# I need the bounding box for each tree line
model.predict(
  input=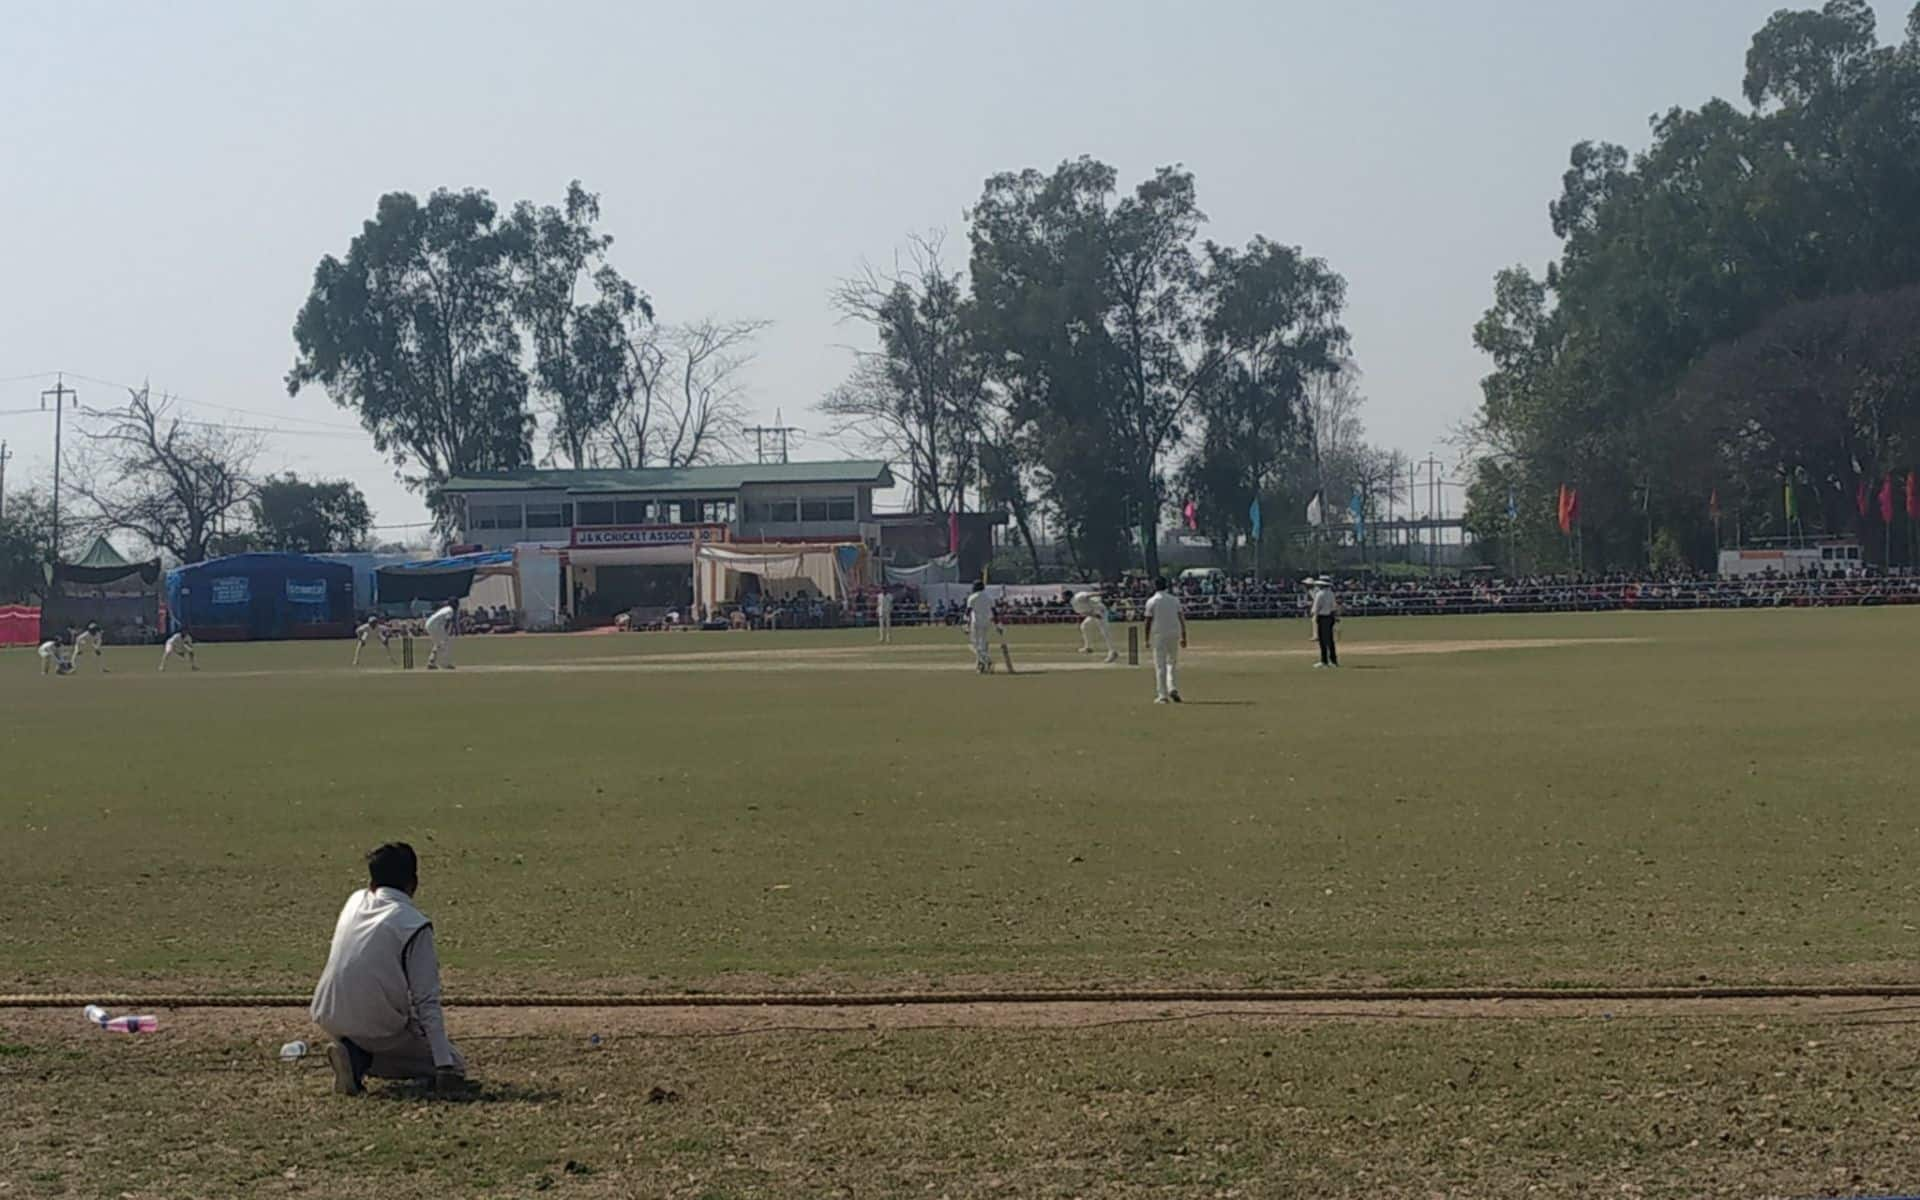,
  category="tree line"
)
[287,181,763,518]
[0,385,379,602]
[823,158,1380,579]
[1466,0,1920,571]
